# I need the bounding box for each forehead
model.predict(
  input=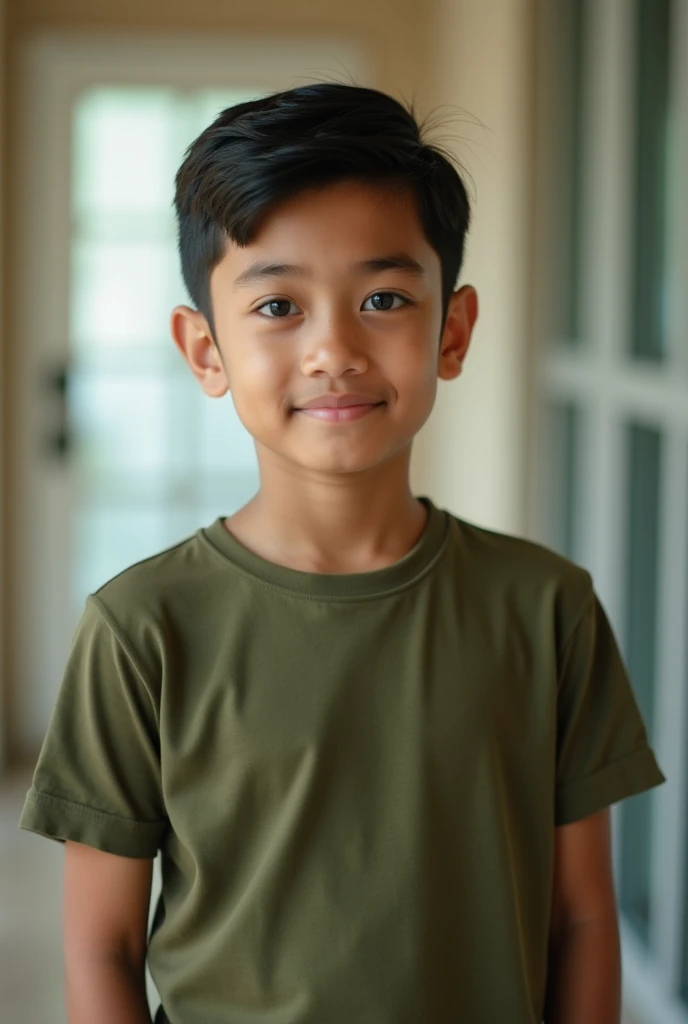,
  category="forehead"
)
[213,179,441,286]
